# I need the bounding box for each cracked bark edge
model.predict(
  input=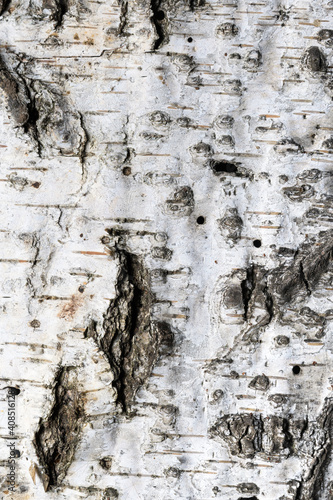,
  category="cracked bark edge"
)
[85,244,174,413]
[33,366,85,491]
[295,398,333,500]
